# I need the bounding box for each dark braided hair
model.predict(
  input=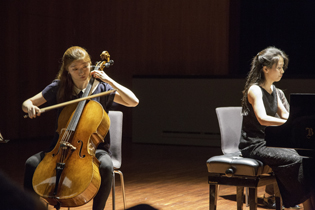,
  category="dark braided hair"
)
[241,46,289,115]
